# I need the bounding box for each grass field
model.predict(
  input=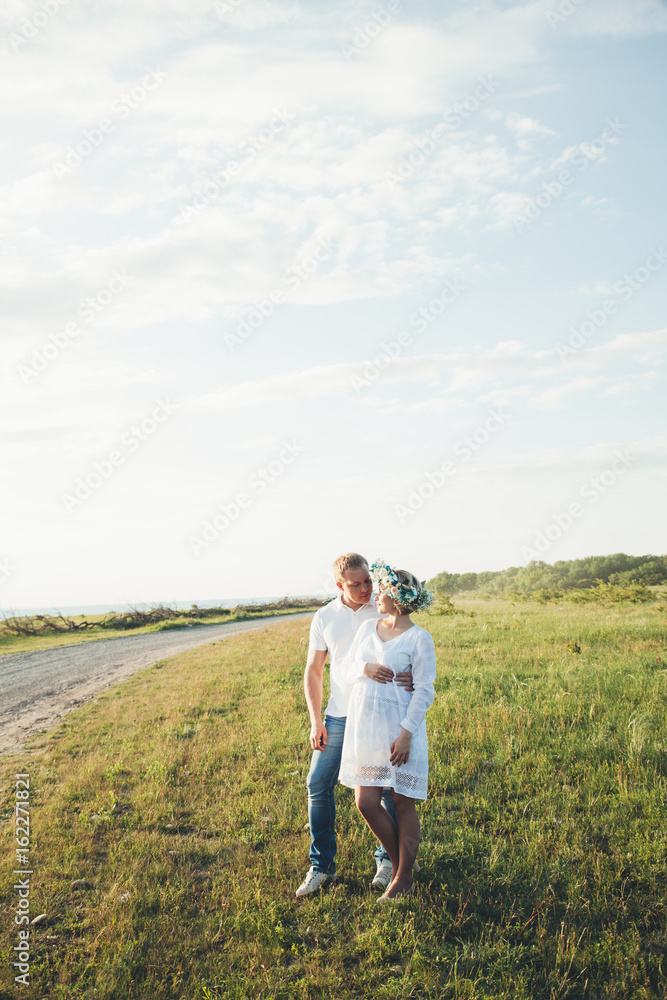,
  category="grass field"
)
[1,597,667,999]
